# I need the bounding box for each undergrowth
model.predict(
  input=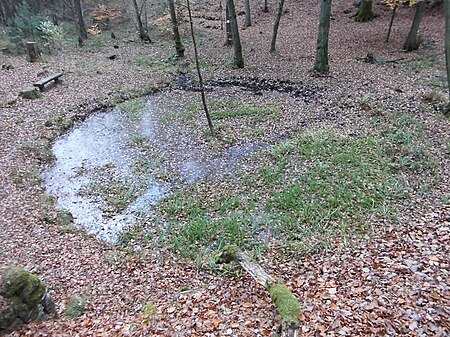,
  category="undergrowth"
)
[125,112,437,264]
